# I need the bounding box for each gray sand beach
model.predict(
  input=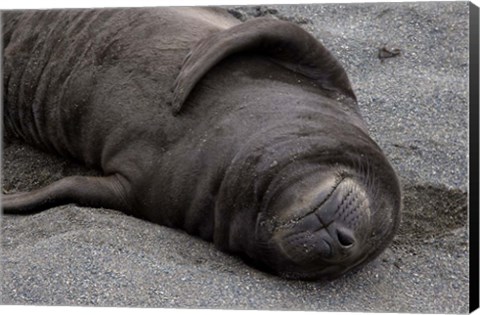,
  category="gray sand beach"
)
[1,2,471,313]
